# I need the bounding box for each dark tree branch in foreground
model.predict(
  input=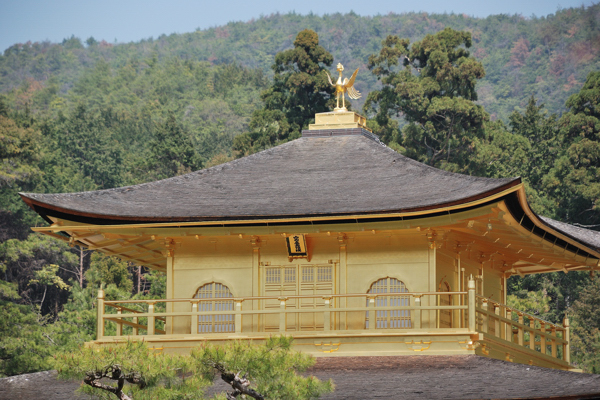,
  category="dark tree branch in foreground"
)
[83,364,146,400]
[210,362,265,400]
[56,338,333,400]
